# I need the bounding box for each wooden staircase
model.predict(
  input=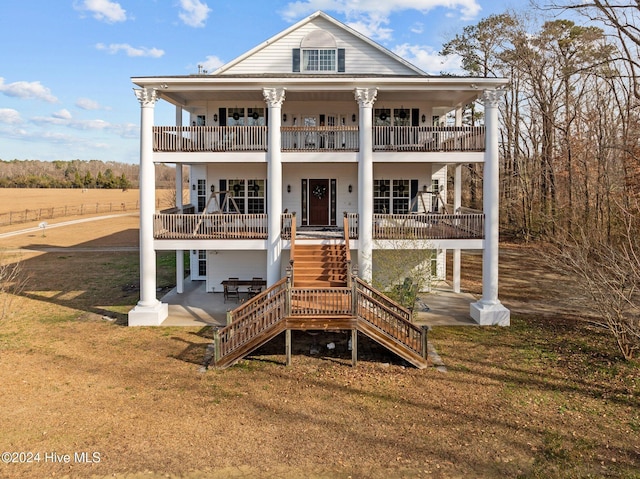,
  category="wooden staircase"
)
[211,215,429,370]
[293,243,349,287]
